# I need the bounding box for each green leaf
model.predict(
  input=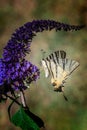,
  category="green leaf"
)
[11,107,40,130]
